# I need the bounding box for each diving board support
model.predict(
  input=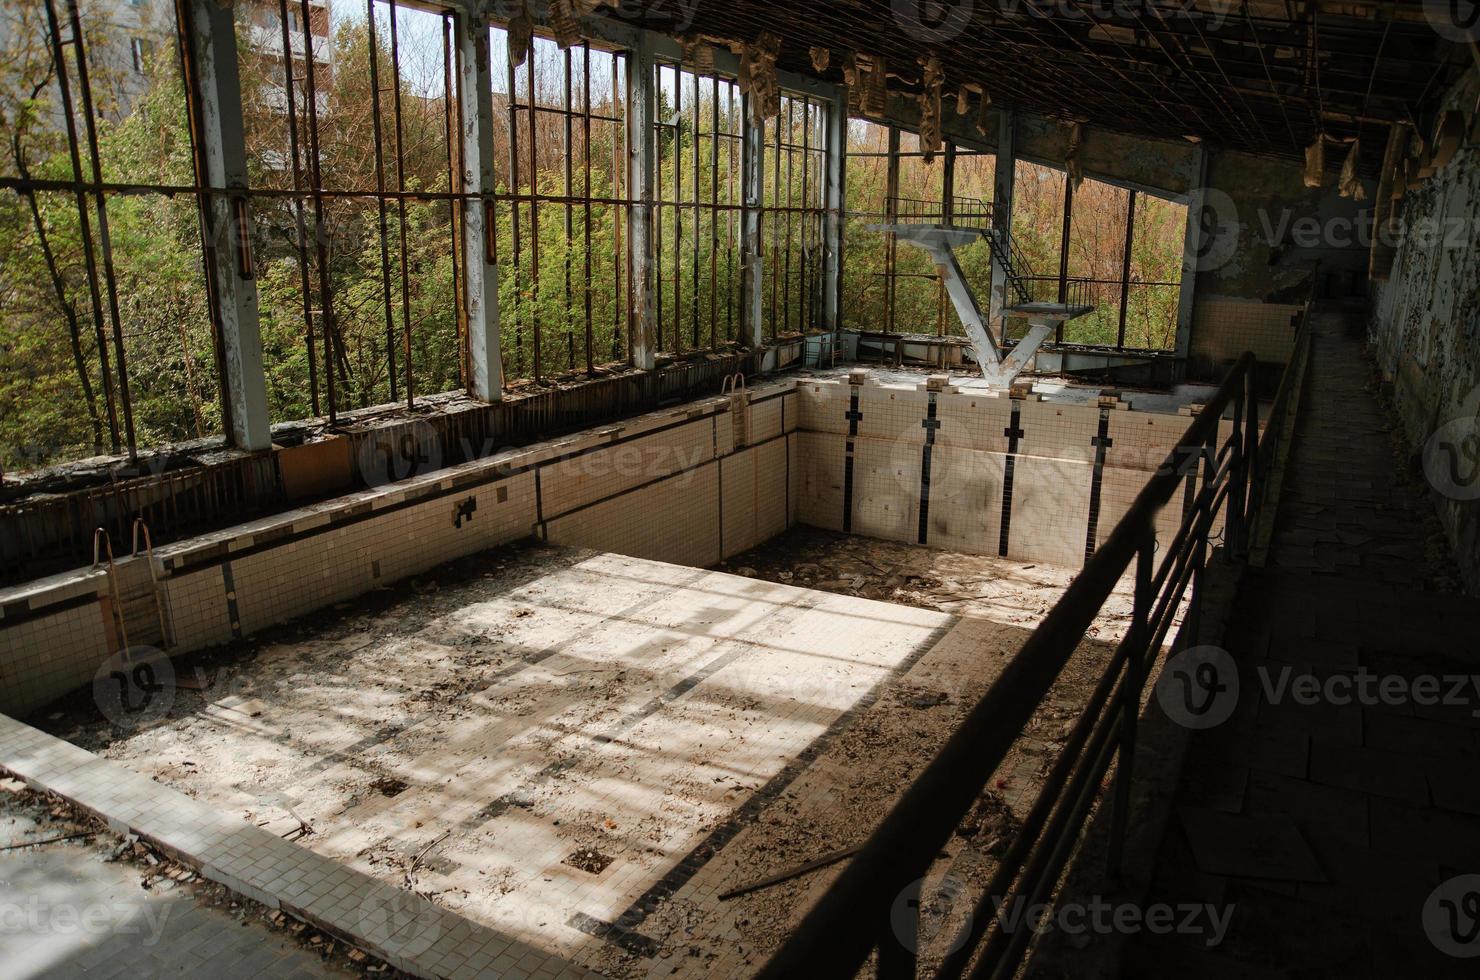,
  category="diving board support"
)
[990,320,1056,387]
[869,223,1059,389]
[869,223,1004,373]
